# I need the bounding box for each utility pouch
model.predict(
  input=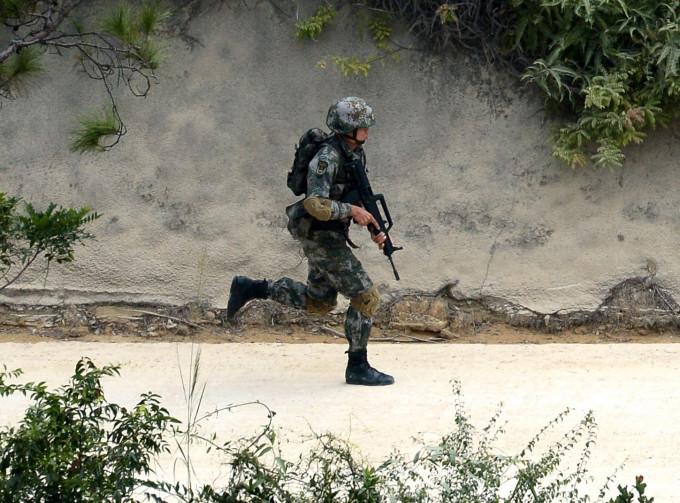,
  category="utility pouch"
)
[285,199,312,241]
